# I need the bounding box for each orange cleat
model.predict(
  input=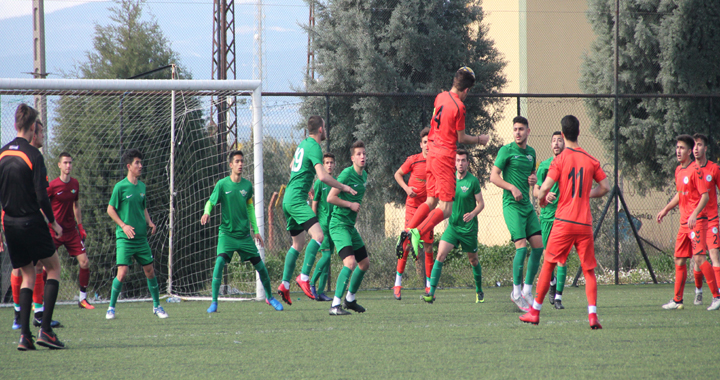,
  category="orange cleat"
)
[295,275,315,300]
[277,283,292,305]
[78,299,95,310]
[393,286,402,300]
[519,308,540,325]
[589,313,602,329]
